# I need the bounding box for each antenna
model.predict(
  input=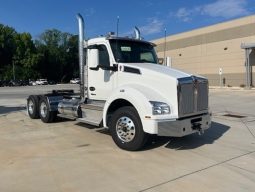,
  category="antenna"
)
[163,28,167,65]
[117,16,120,37]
